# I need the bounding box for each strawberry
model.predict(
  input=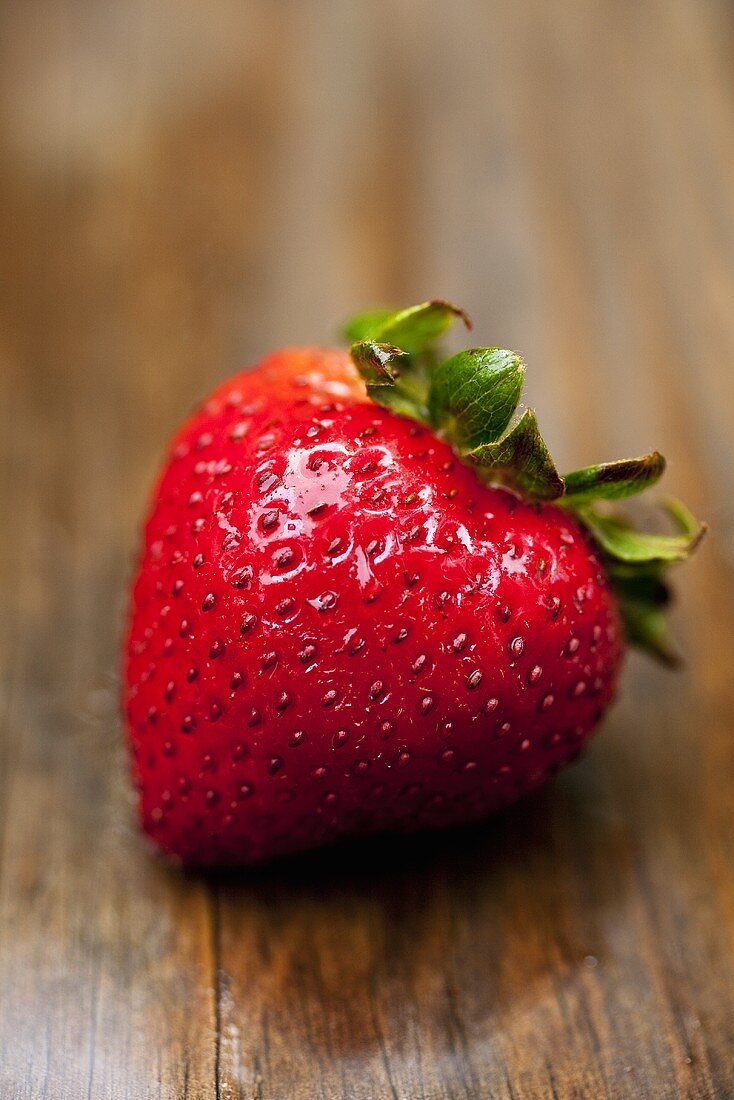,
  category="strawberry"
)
[123,301,704,866]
